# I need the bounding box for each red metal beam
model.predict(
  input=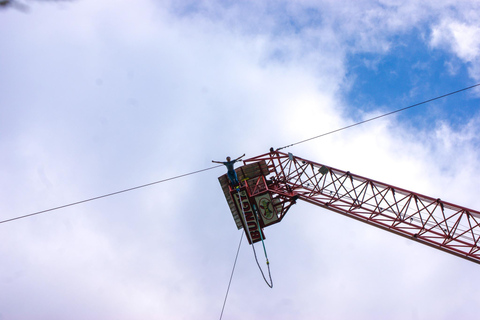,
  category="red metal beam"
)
[243,150,480,264]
